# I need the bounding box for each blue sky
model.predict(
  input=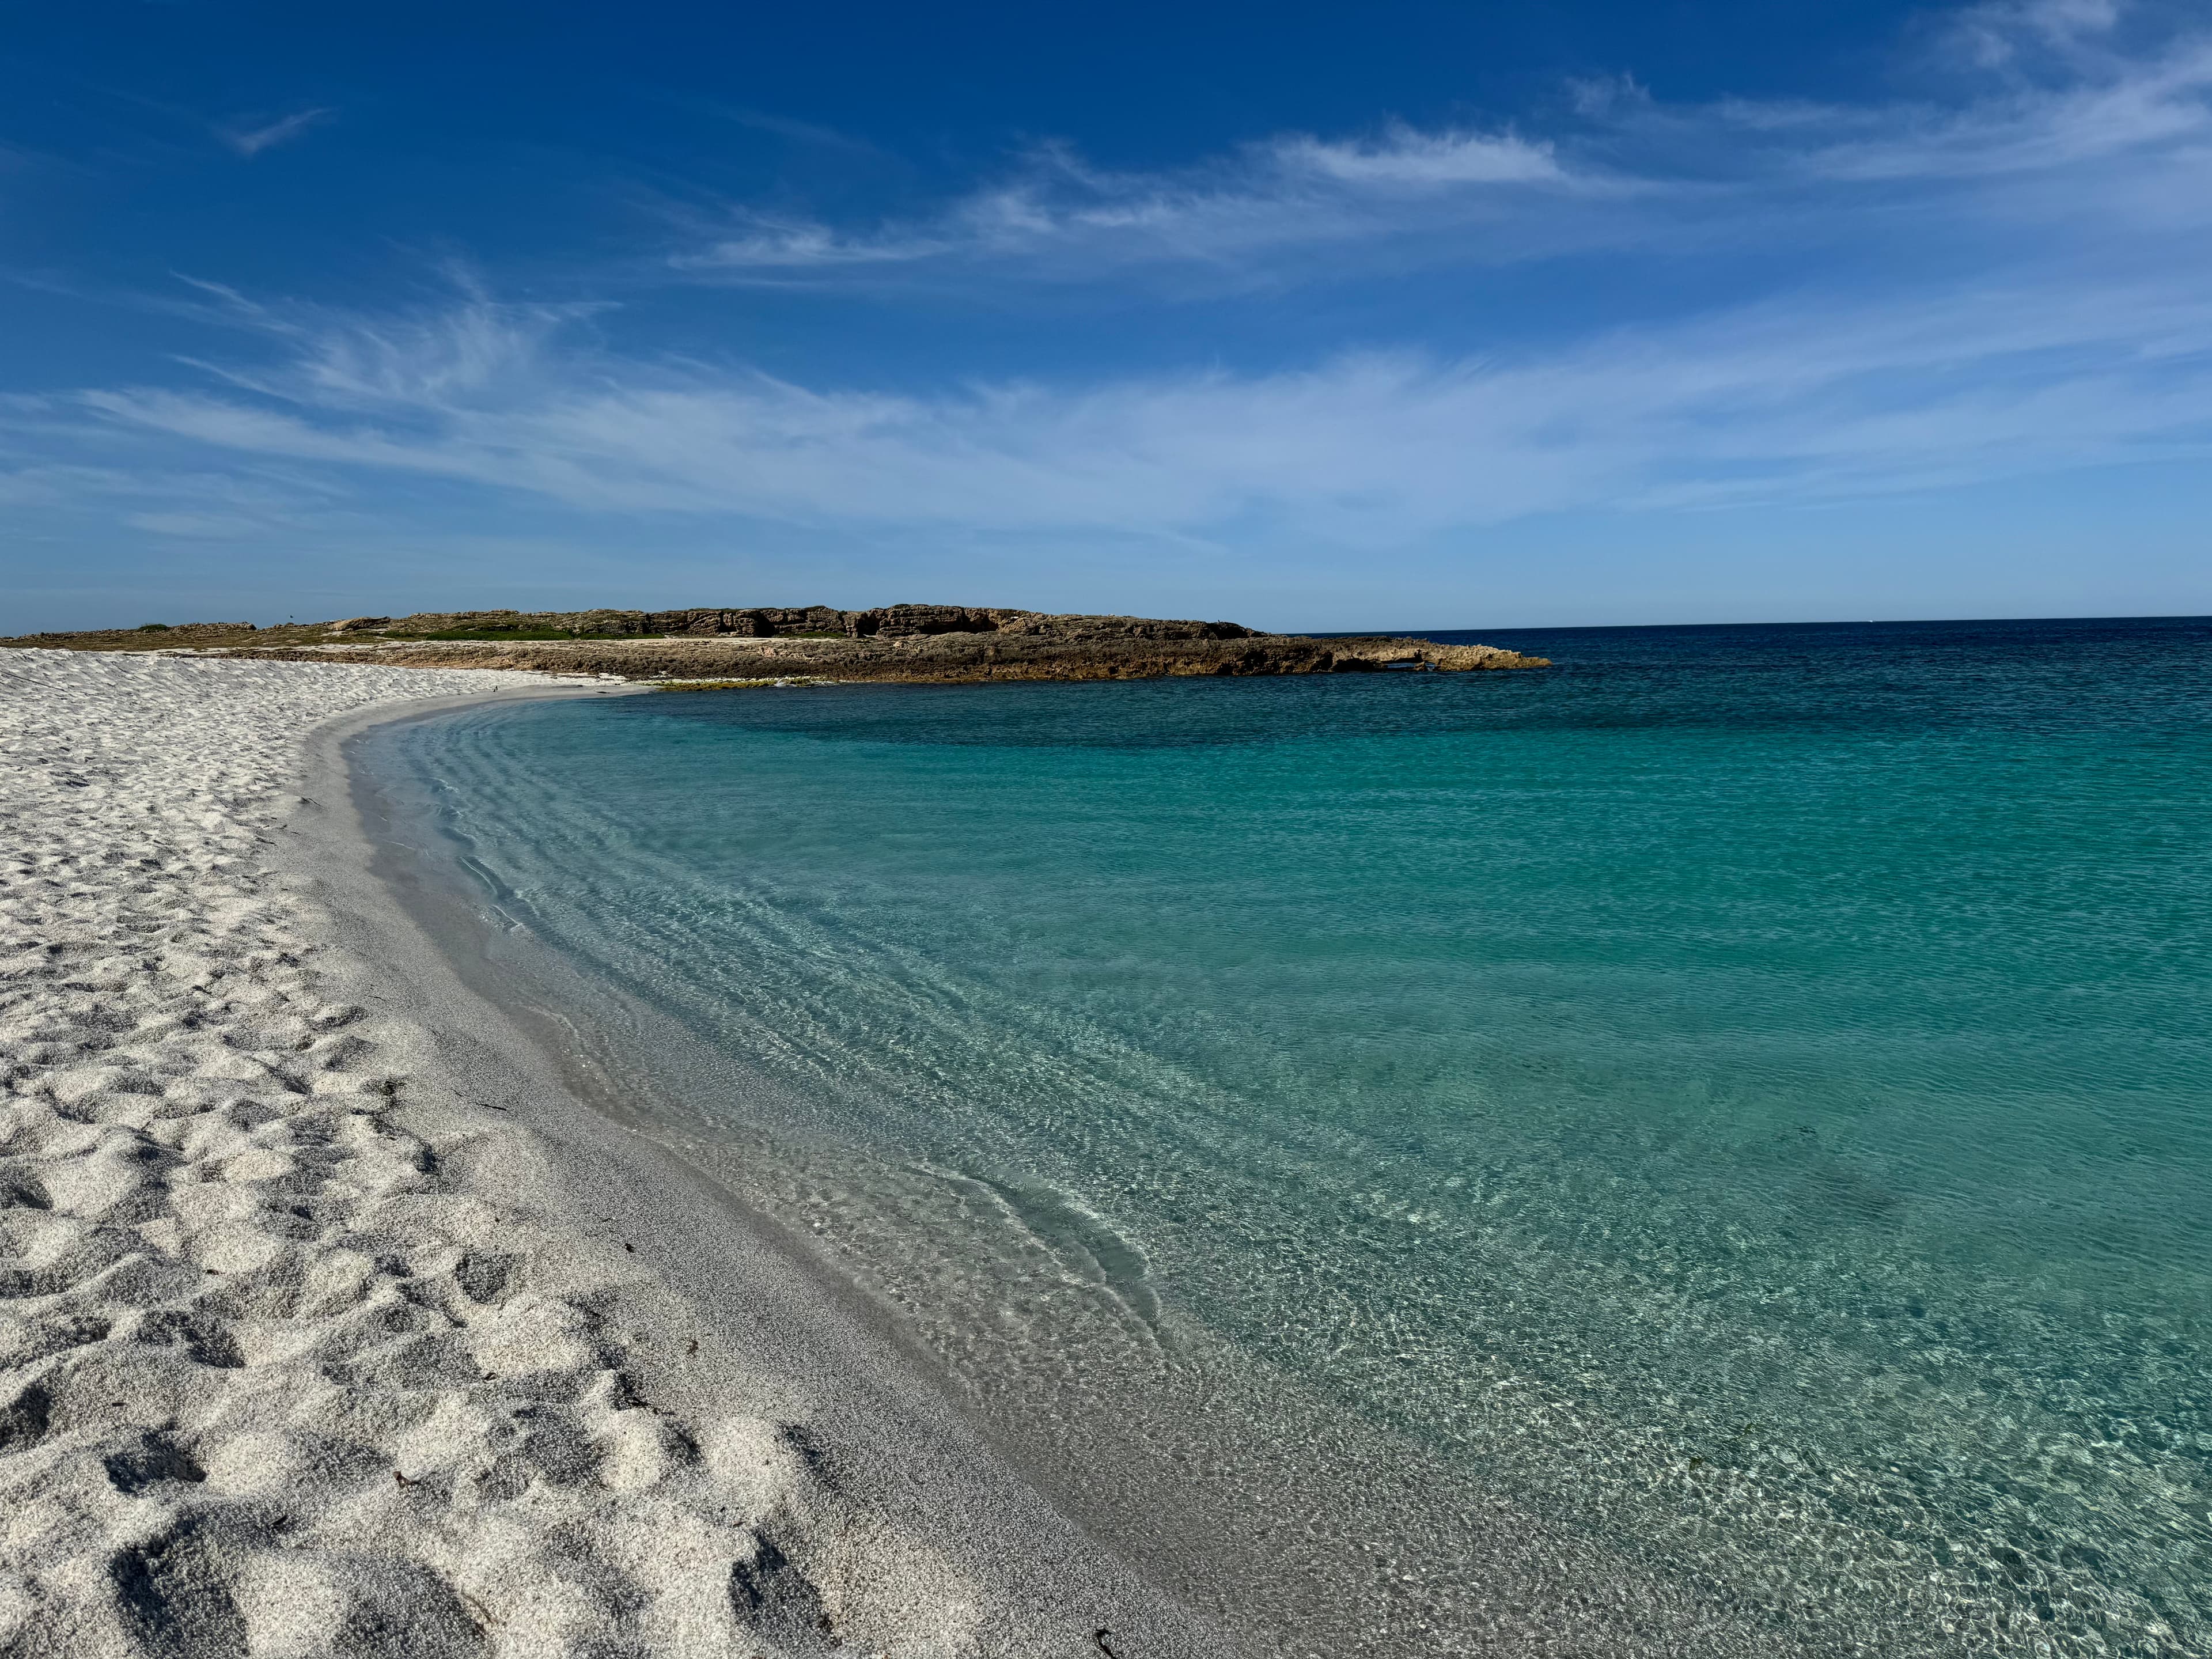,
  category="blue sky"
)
[5,0,2210,632]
